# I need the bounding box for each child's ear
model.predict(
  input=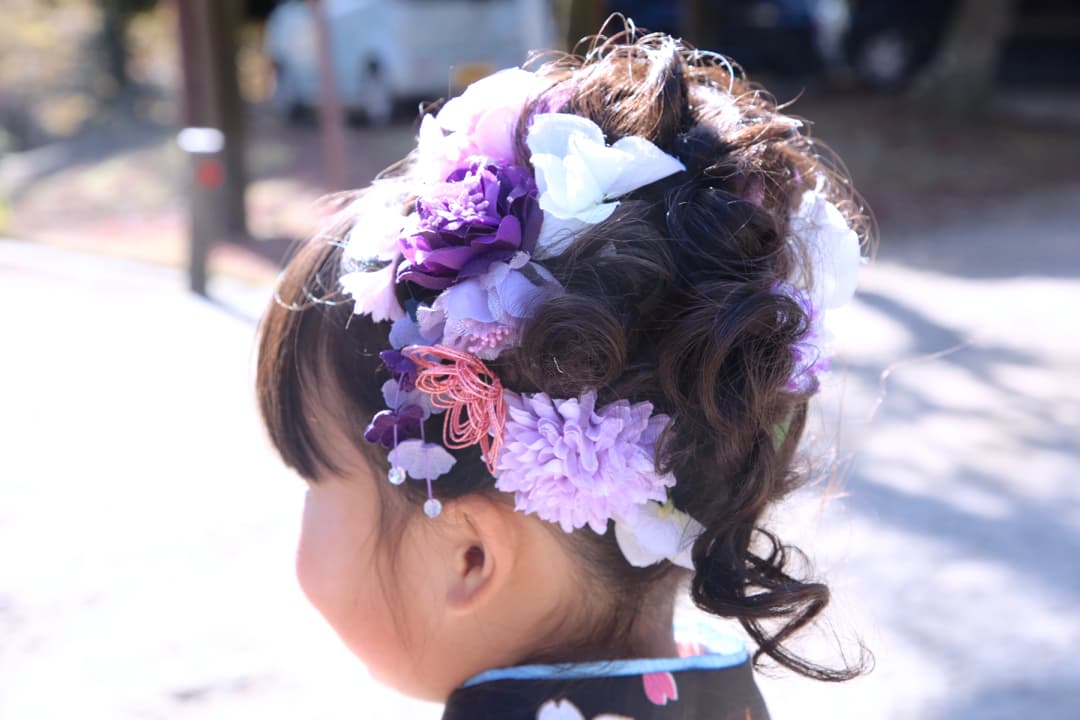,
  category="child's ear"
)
[440,496,519,613]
